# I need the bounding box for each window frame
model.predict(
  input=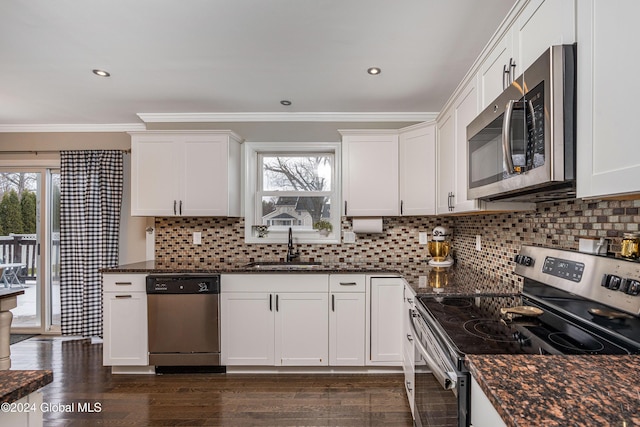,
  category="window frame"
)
[244,142,341,244]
